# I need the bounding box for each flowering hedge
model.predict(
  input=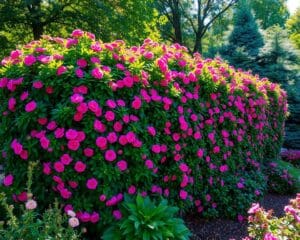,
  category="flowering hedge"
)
[0,30,287,228]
